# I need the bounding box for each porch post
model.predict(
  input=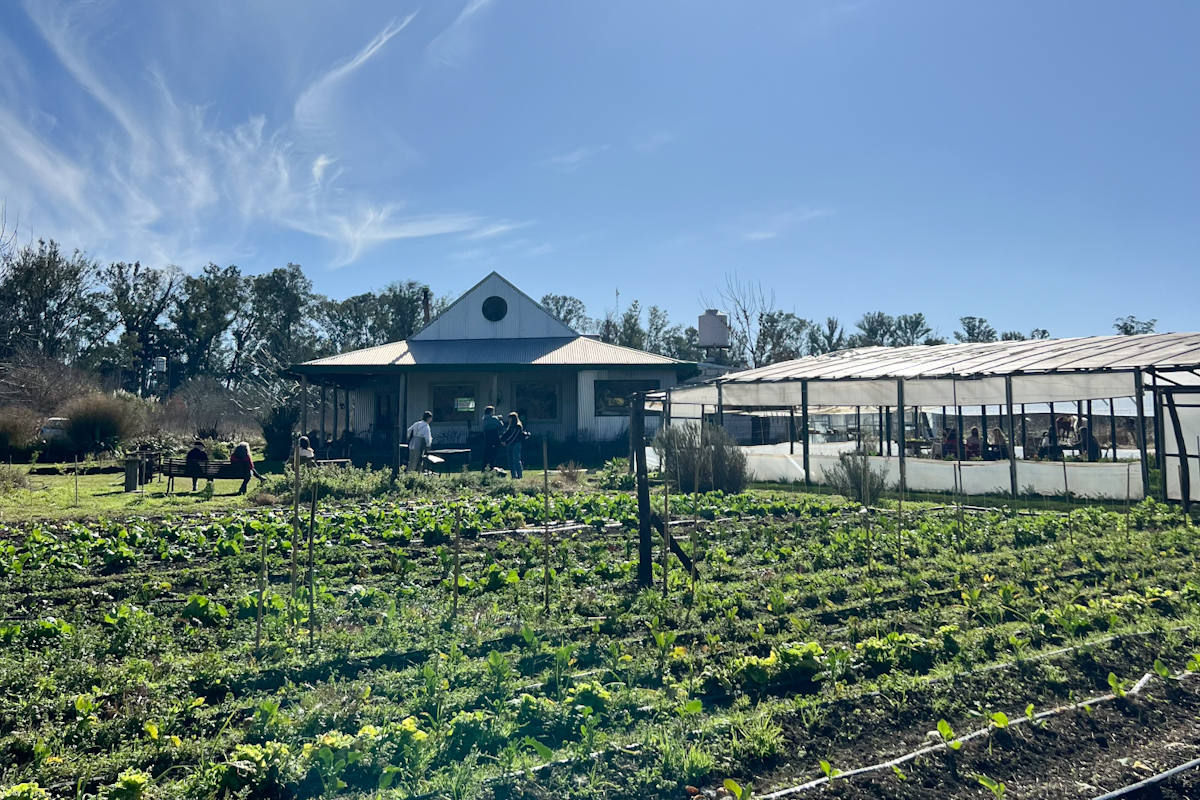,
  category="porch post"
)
[319,383,326,447]
[300,375,308,437]
[393,375,404,476]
